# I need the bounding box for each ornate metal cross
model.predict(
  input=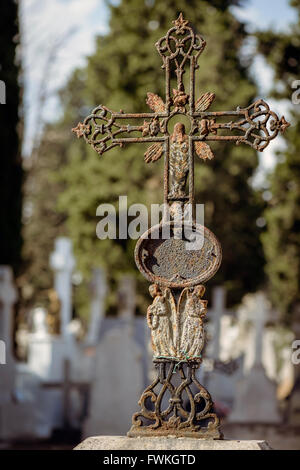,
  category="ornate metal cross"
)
[73,14,289,439]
